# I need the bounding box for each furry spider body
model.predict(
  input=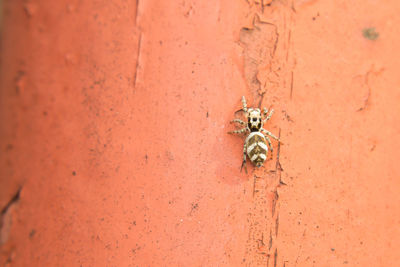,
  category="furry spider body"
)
[228,96,279,173]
